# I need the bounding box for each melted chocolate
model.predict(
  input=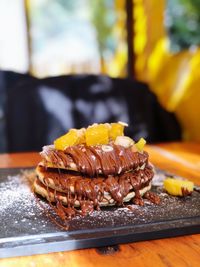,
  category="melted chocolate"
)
[36,164,154,221]
[41,144,149,176]
[36,144,157,227]
[181,187,193,197]
[144,191,161,204]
